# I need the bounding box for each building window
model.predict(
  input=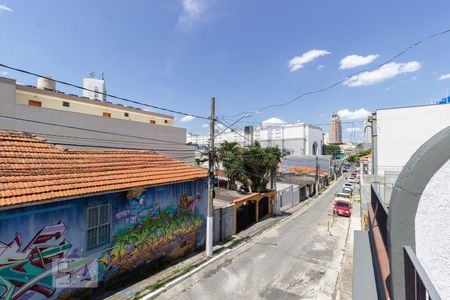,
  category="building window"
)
[28,100,42,107]
[150,120,156,124]
[124,112,129,117]
[62,101,70,107]
[164,120,168,124]
[103,112,111,118]
[86,203,111,251]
